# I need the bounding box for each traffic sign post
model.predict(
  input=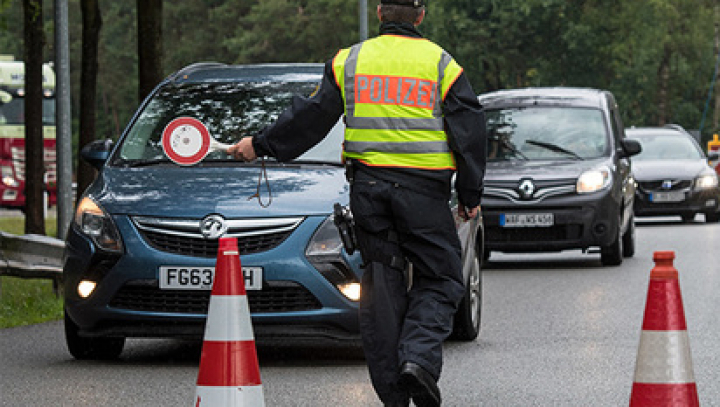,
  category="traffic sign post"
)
[161,117,232,166]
